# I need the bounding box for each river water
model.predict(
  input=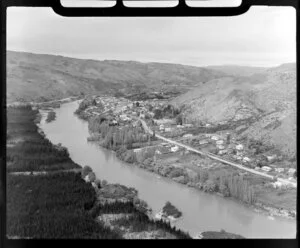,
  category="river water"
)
[39,101,296,238]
